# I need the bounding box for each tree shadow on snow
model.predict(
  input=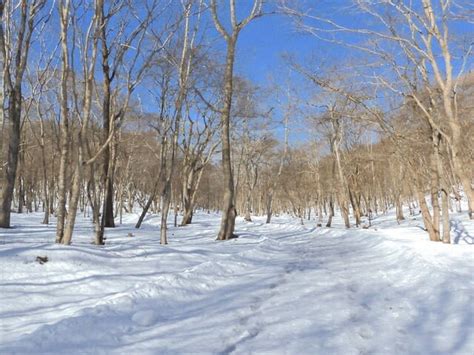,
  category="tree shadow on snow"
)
[450,220,473,244]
